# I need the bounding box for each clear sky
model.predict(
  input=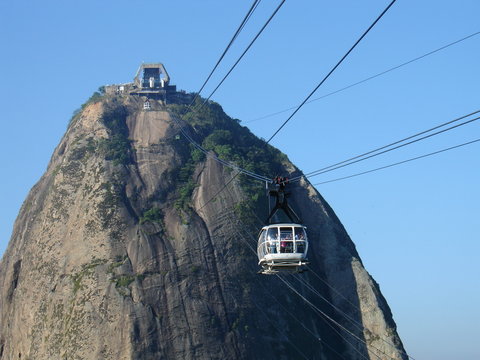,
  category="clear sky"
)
[0,1,479,359]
